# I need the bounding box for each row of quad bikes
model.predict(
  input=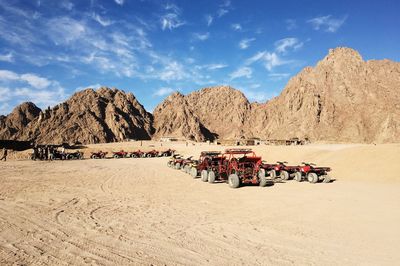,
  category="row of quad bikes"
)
[167,149,331,188]
[90,149,175,159]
